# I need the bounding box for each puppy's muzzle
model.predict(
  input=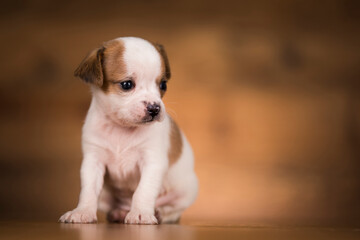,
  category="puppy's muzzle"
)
[141,102,162,123]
